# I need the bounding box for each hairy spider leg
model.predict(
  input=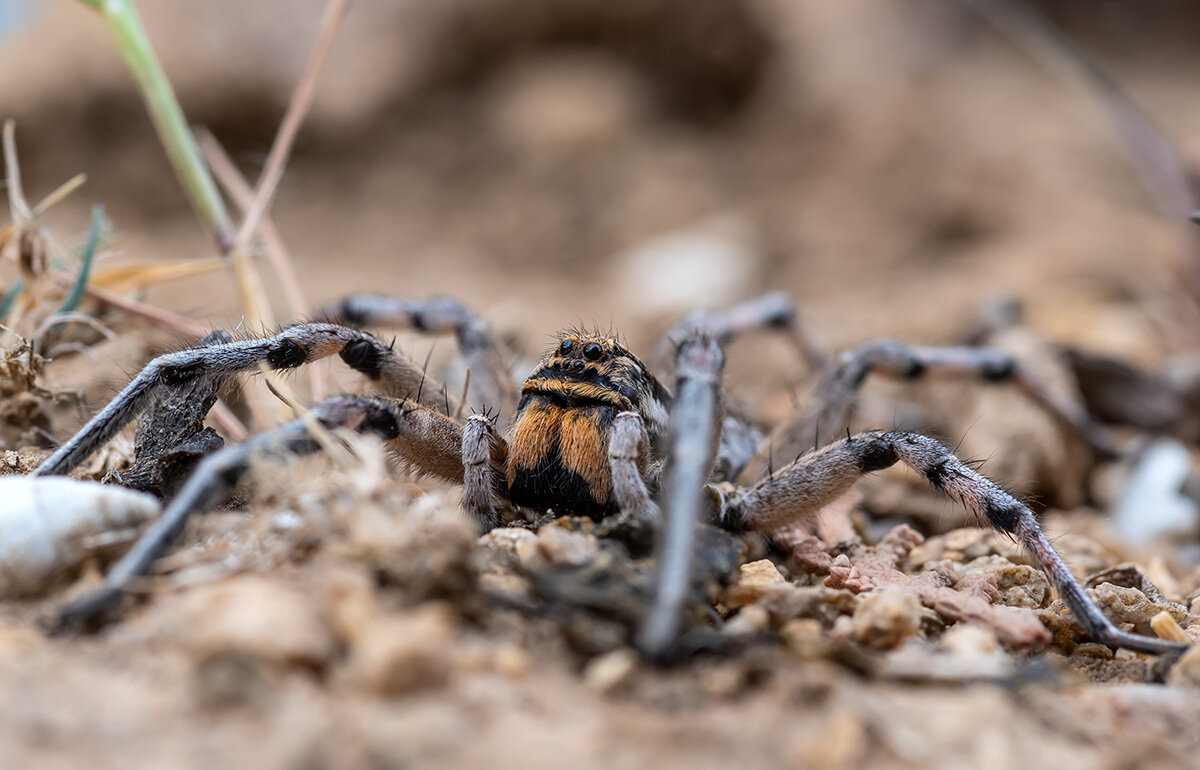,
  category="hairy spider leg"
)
[638,335,724,659]
[461,413,510,531]
[722,430,1187,657]
[652,291,825,374]
[607,411,660,523]
[738,339,1120,484]
[33,324,370,477]
[317,294,517,422]
[32,323,460,479]
[54,395,413,629]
